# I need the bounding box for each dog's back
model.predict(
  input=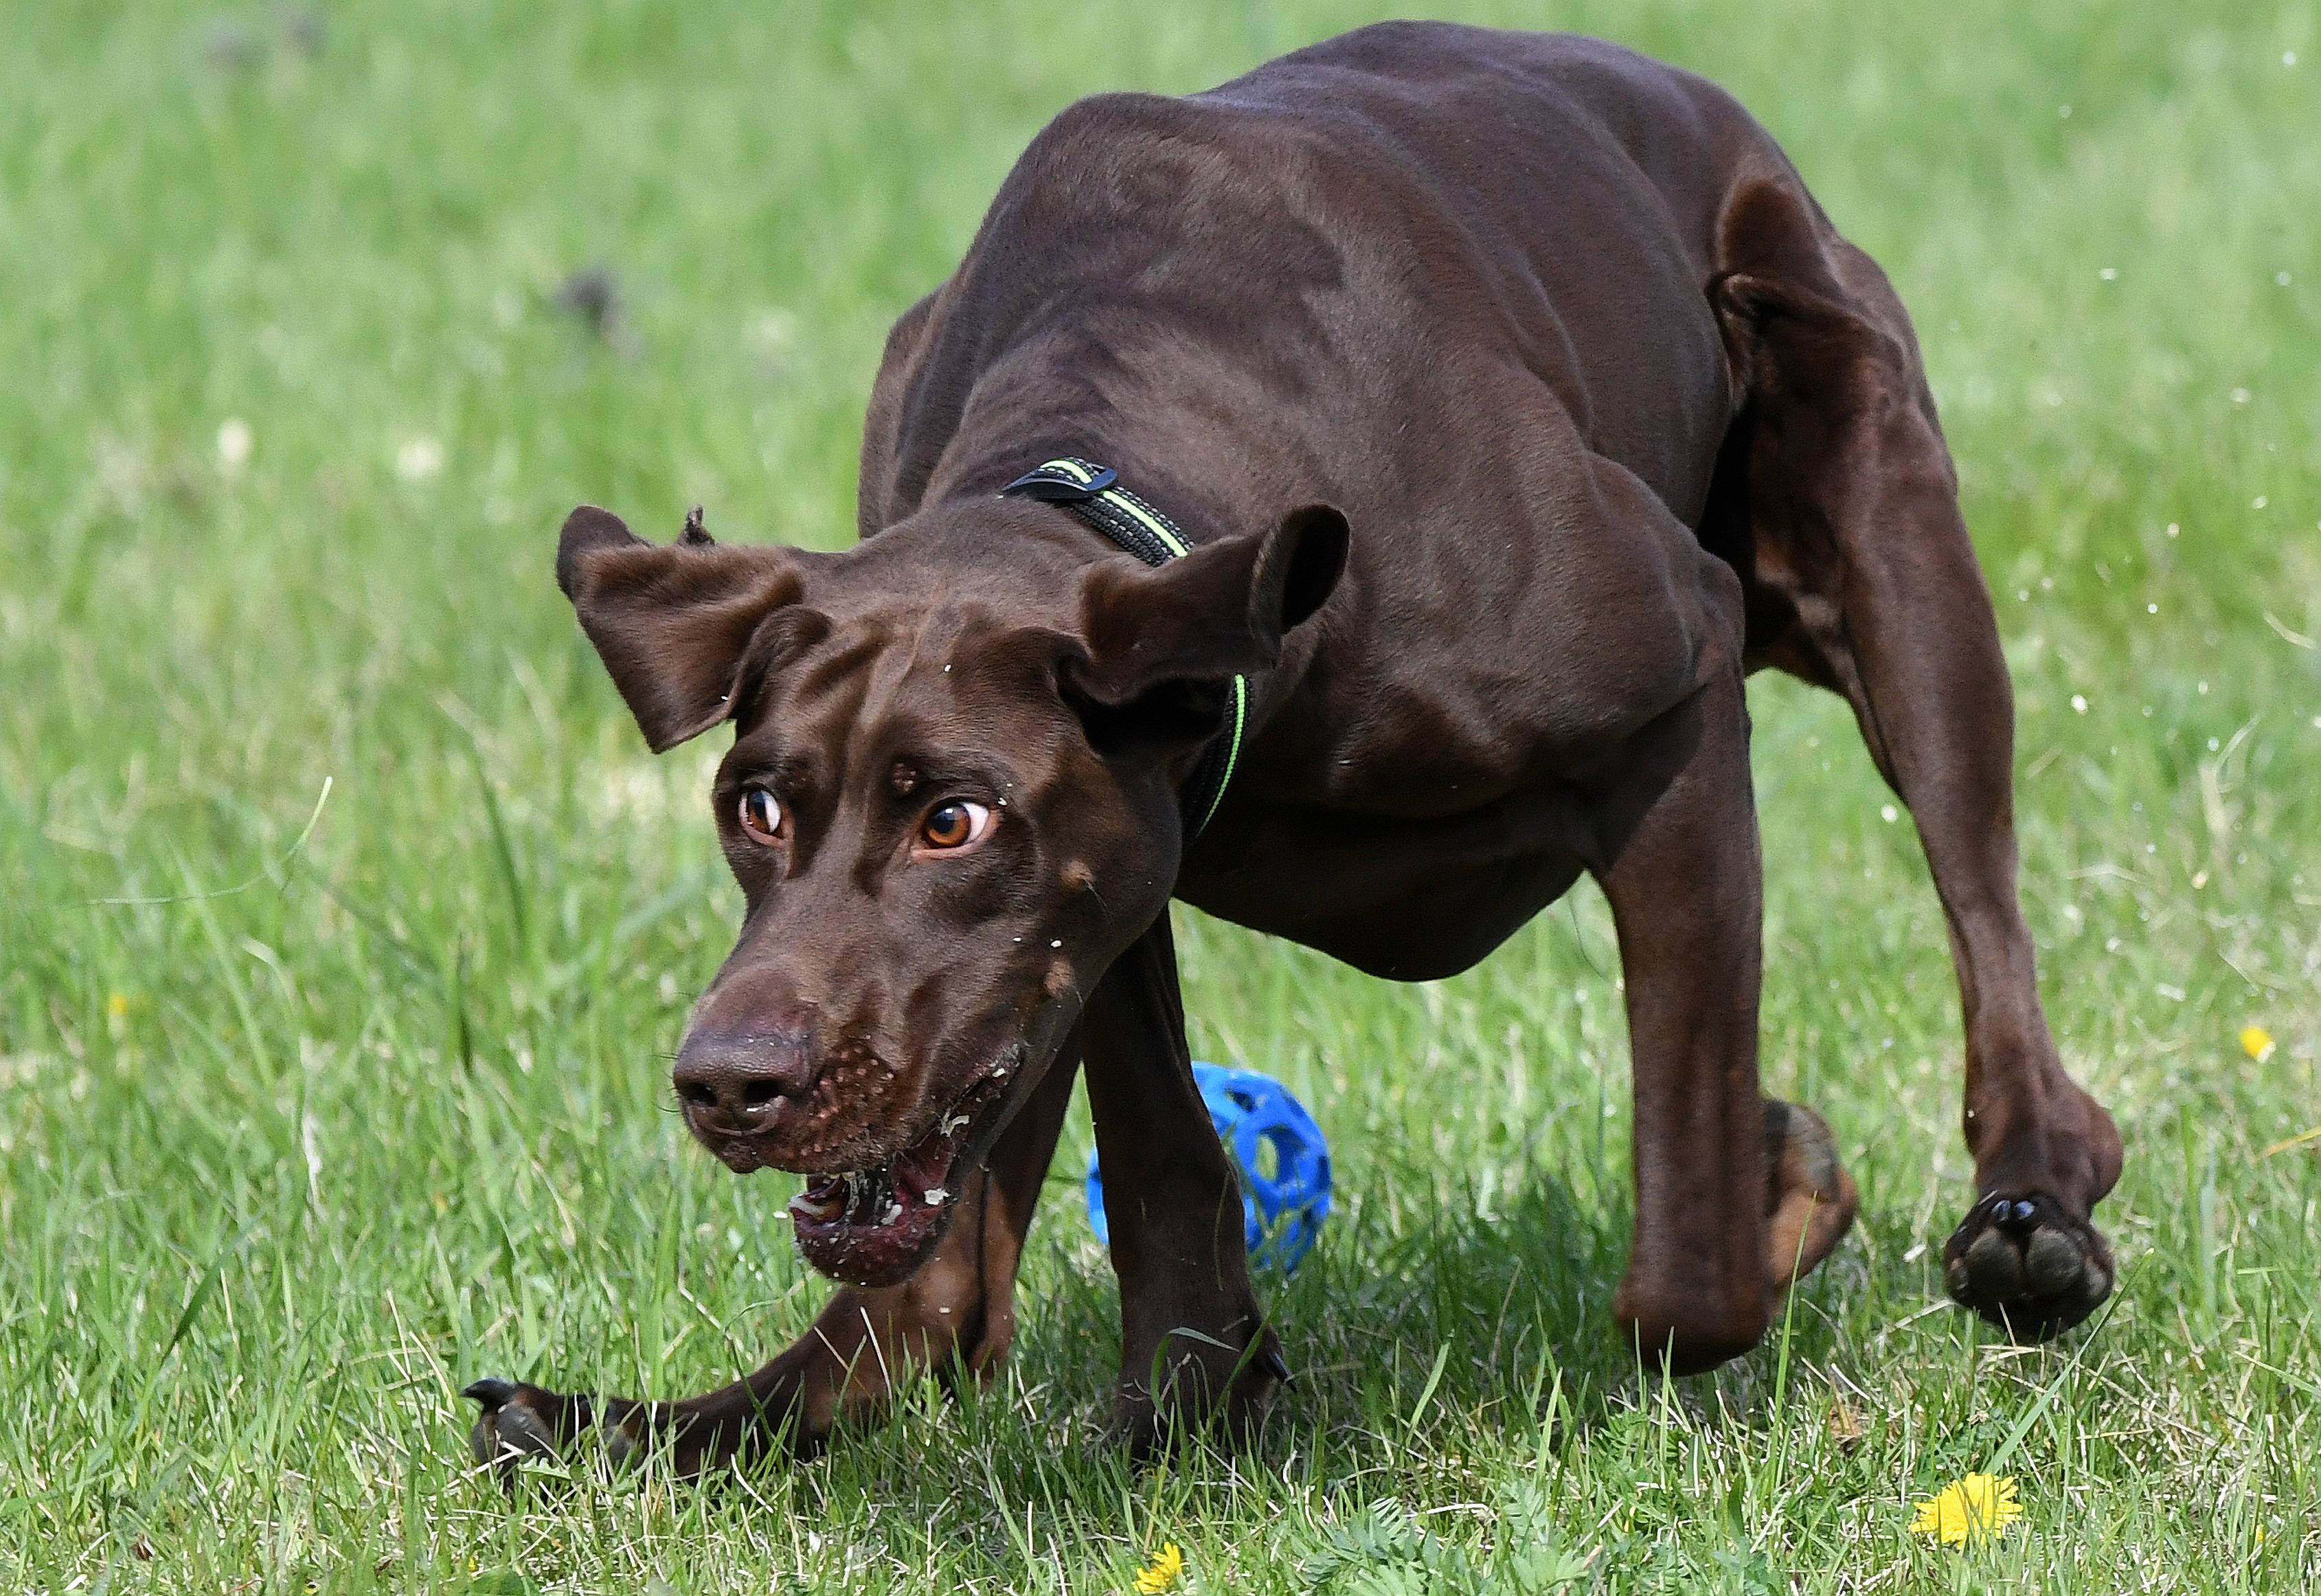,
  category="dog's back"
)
[866,24,1799,539]
[1198,23,1794,512]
